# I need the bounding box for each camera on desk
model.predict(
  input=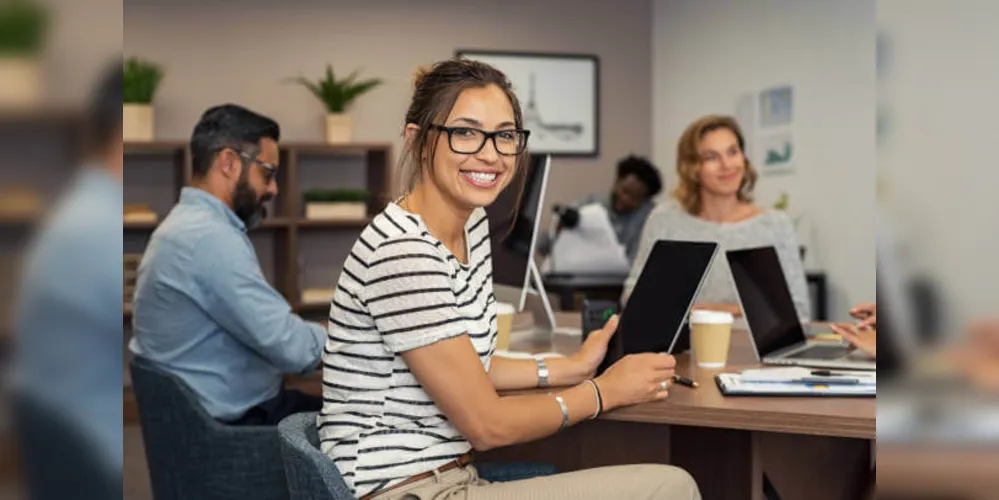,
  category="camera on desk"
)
[553,204,580,230]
